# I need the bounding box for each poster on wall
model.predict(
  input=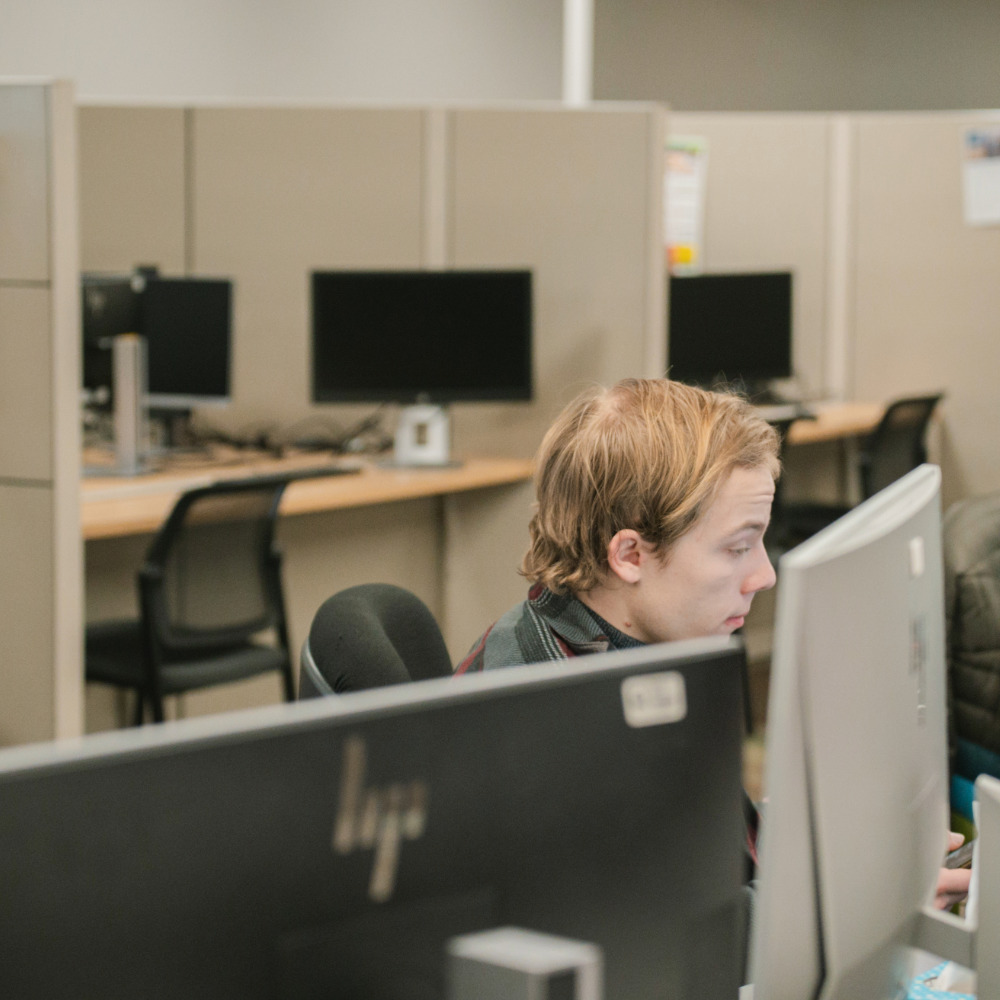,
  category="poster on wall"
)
[664,135,708,274]
[962,126,1000,226]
